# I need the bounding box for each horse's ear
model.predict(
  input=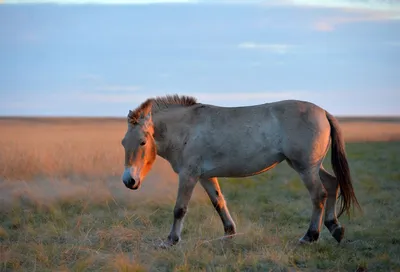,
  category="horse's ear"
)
[127,110,137,124]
